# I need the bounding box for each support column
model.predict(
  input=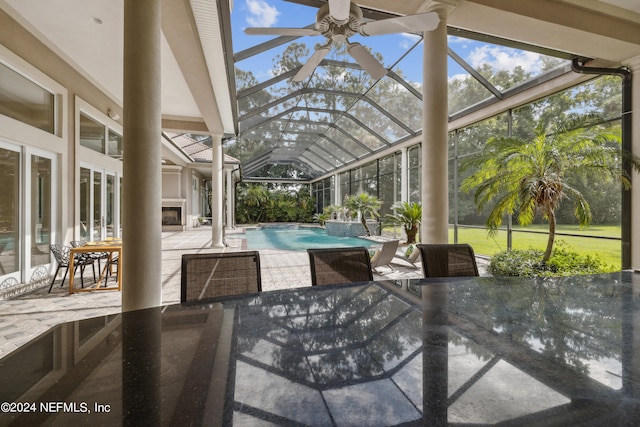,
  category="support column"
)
[225,168,234,229]
[334,173,341,206]
[630,57,640,269]
[211,134,225,248]
[421,3,455,244]
[122,0,162,311]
